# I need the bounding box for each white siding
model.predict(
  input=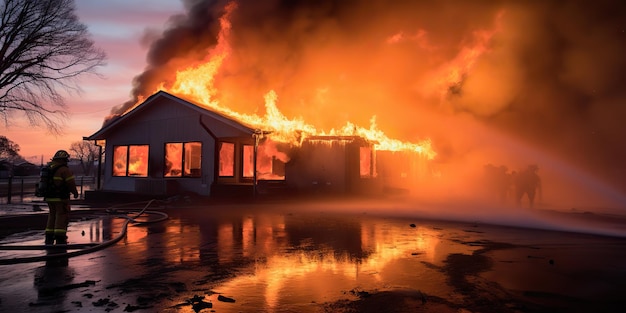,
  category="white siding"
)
[100,95,252,196]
